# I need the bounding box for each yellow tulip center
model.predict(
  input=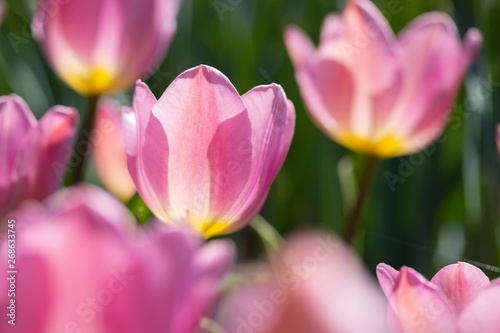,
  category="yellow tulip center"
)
[65,67,114,95]
[199,220,231,239]
[338,133,402,158]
